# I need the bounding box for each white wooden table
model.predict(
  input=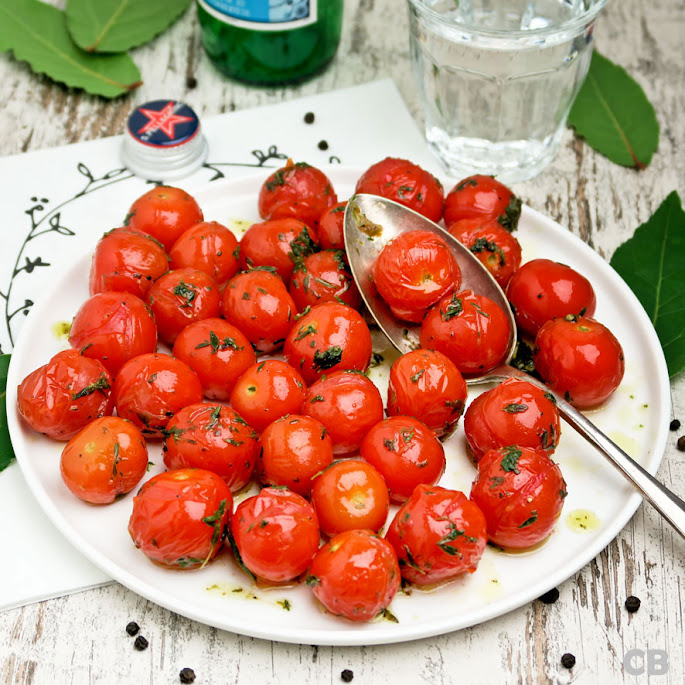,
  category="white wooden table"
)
[1,1,684,683]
